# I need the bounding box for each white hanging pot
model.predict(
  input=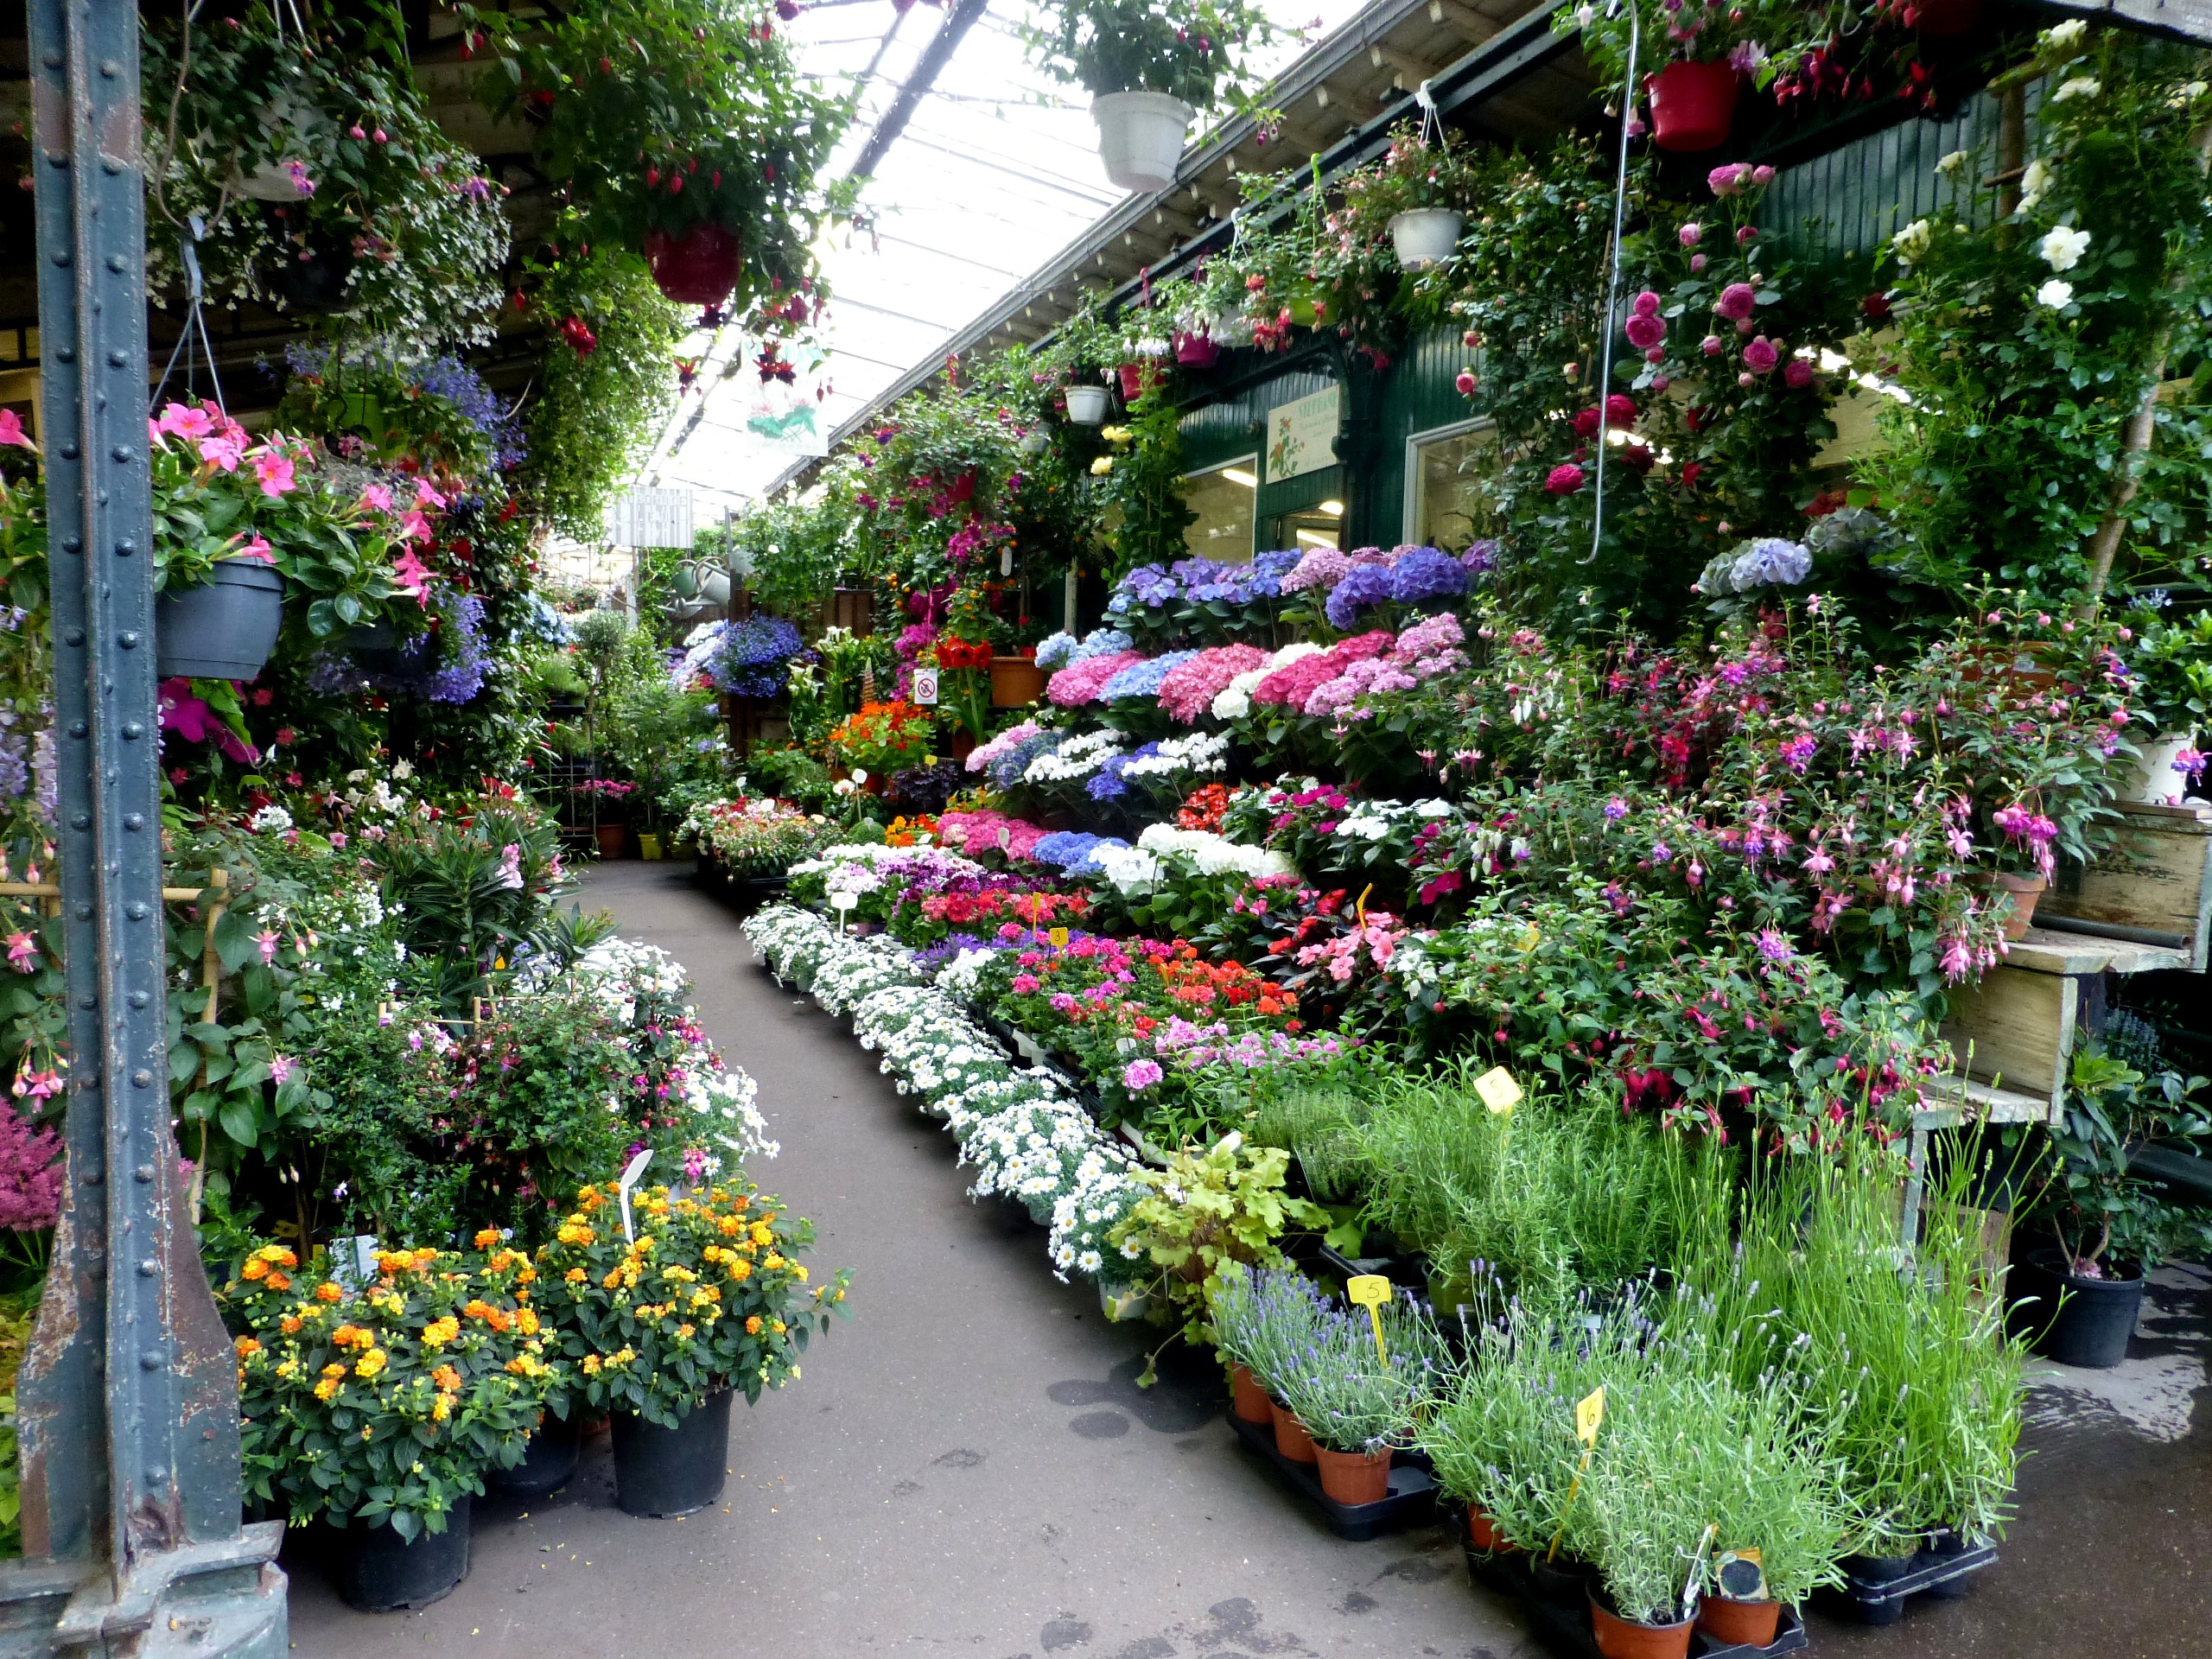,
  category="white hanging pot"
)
[1019,429,1051,455]
[1389,208,1465,270]
[1065,385,1112,425]
[1090,91,1195,194]
[2119,731,2201,804]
